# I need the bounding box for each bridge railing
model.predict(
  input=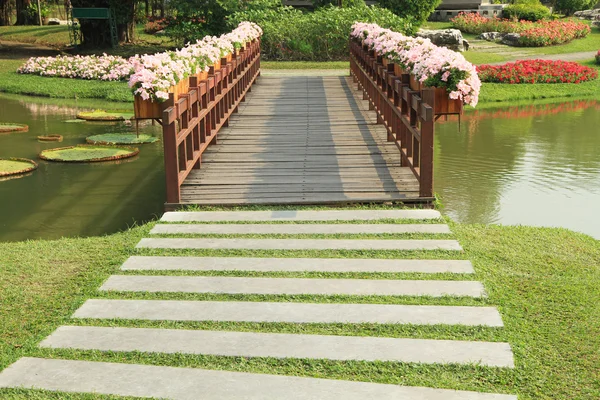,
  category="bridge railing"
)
[161,39,261,205]
[349,39,436,198]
